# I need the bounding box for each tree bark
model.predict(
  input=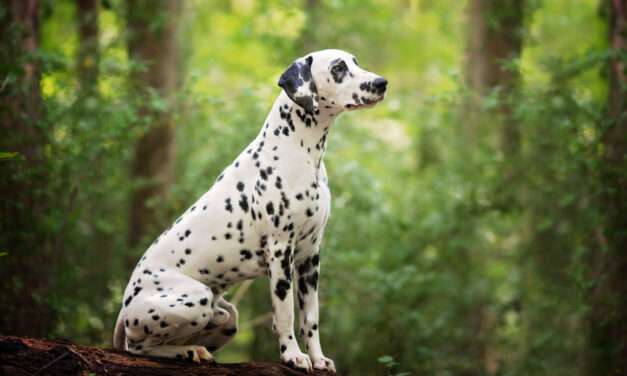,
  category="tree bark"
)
[126,0,180,261]
[0,0,56,338]
[465,0,524,156]
[0,335,335,376]
[76,0,99,97]
[588,1,627,374]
